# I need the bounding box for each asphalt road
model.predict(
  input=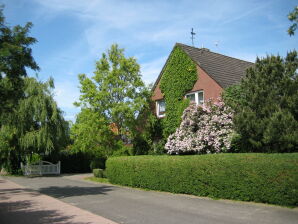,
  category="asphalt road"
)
[3,174,298,224]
